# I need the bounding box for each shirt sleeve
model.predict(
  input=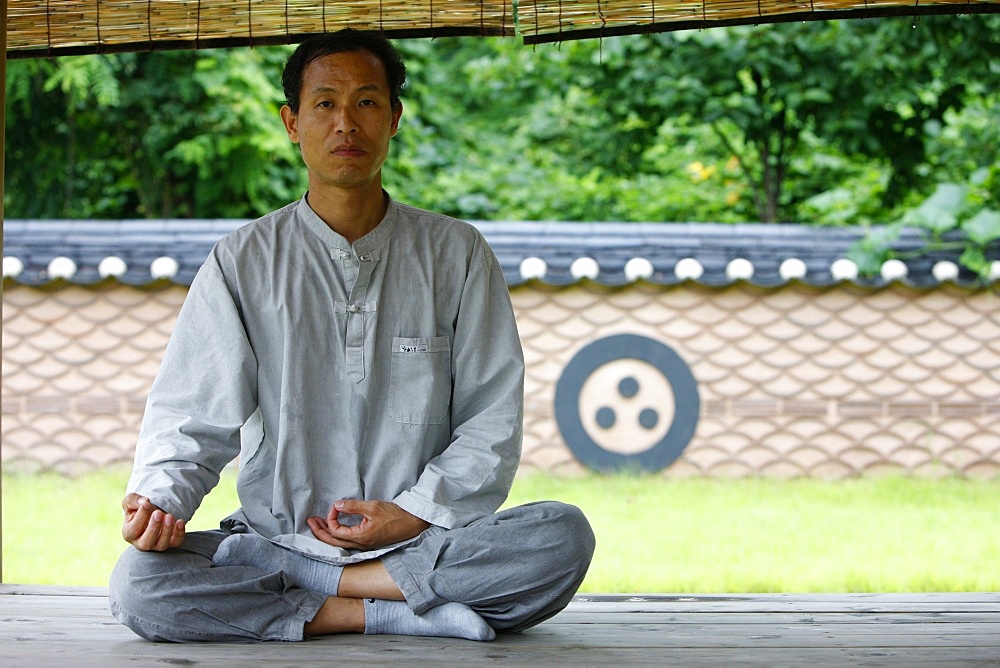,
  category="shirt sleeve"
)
[393,235,524,529]
[126,257,259,520]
